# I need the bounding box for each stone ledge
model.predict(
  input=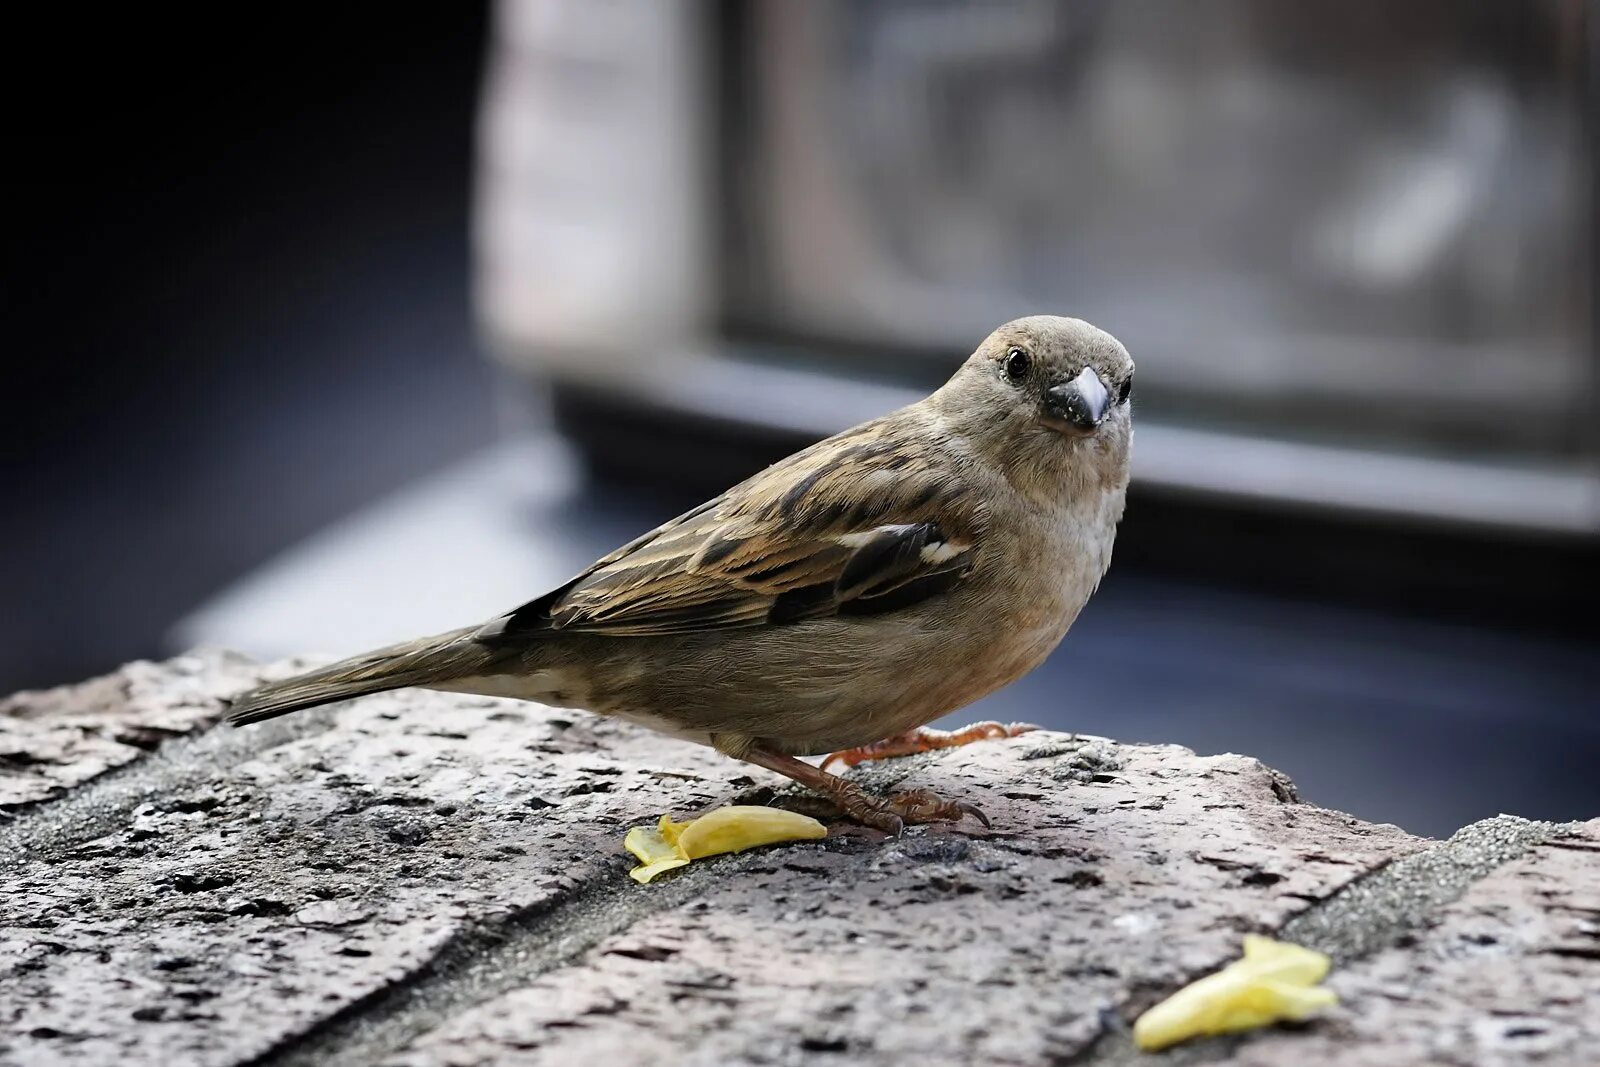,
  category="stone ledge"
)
[0,655,1593,1066]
